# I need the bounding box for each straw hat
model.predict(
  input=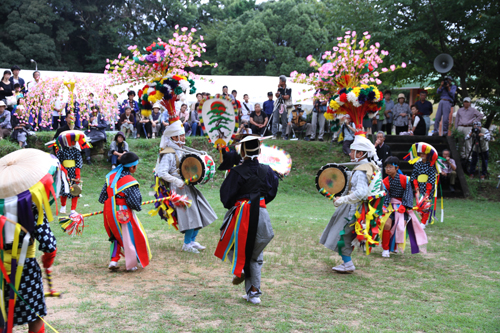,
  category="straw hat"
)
[0,148,55,198]
[397,93,406,101]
